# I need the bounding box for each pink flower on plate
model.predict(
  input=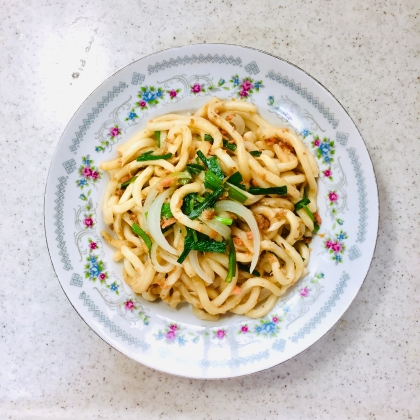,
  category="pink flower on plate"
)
[82,167,93,177]
[125,300,135,311]
[169,324,178,331]
[169,89,177,98]
[331,242,342,253]
[91,171,99,179]
[239,89,248,97]
[314,139,320,146]
[300,287,309,298]
[191,83,201,93]
[166,330,176,341]
[323,169,332,177]
[241,80,253,91]
[109,127,120,137]
[139,100,147,108]
[272,317,279,323]
[84,217,93,228]
[325,240,334,249]
[241,325,249,333]
[89,242,97,250]
[329,191,339,202]
[99,273,106,280]
[216,329,226,340]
